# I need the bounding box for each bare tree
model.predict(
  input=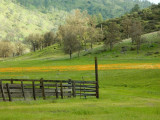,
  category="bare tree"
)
[0,41,13,58]
[15,41,25,56]
[130,20,142,54]
[122,18,132,38]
